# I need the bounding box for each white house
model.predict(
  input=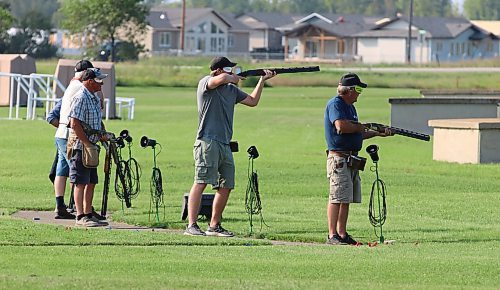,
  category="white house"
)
[356,16,499,64]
